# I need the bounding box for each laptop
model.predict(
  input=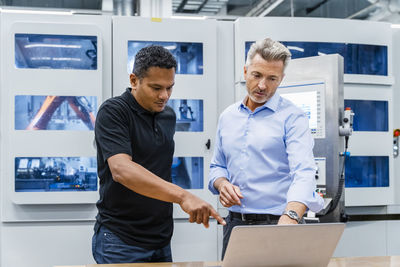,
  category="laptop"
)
[221,223,345,267]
